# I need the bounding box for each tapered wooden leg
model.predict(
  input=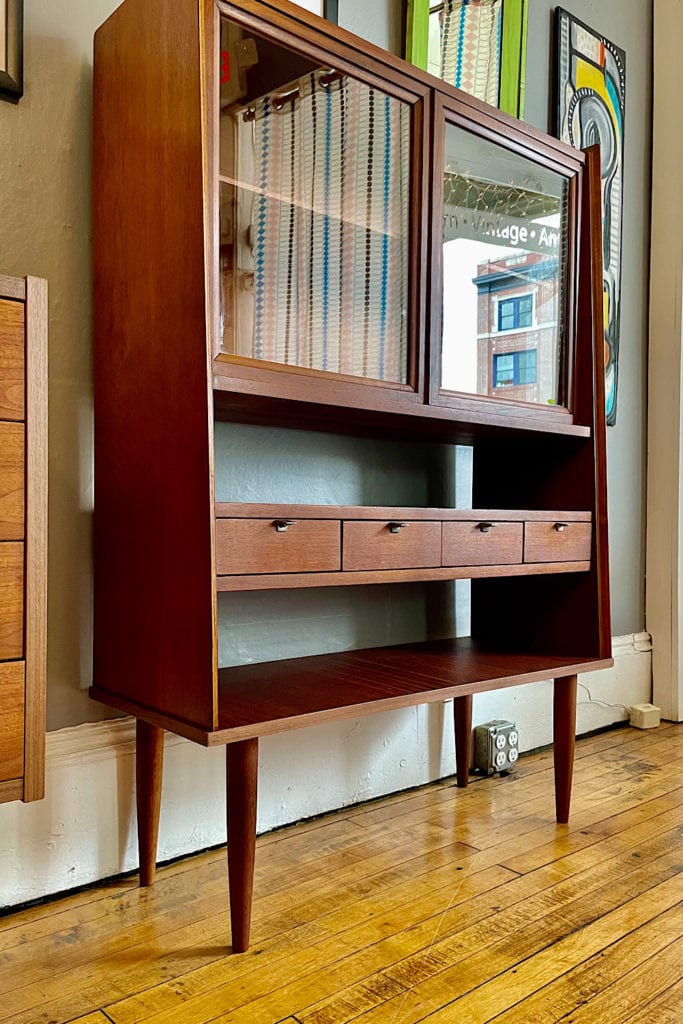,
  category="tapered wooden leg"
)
[136,719,164,886]
[553,675,578,824]
[227,737,259,954]
[453,694,473,788]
